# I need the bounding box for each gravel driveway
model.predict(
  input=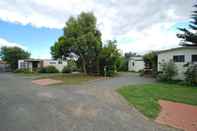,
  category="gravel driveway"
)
[0,73,177,131]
